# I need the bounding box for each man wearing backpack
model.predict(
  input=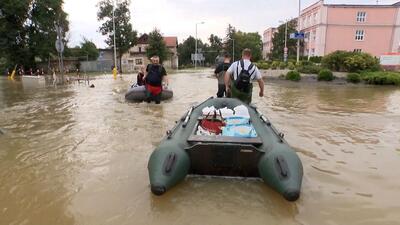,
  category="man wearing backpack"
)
[143,56,168,104]
[214,54,231,98]
[224,48,264,104]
